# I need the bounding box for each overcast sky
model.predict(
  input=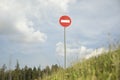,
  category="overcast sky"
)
[0,0,120,68]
